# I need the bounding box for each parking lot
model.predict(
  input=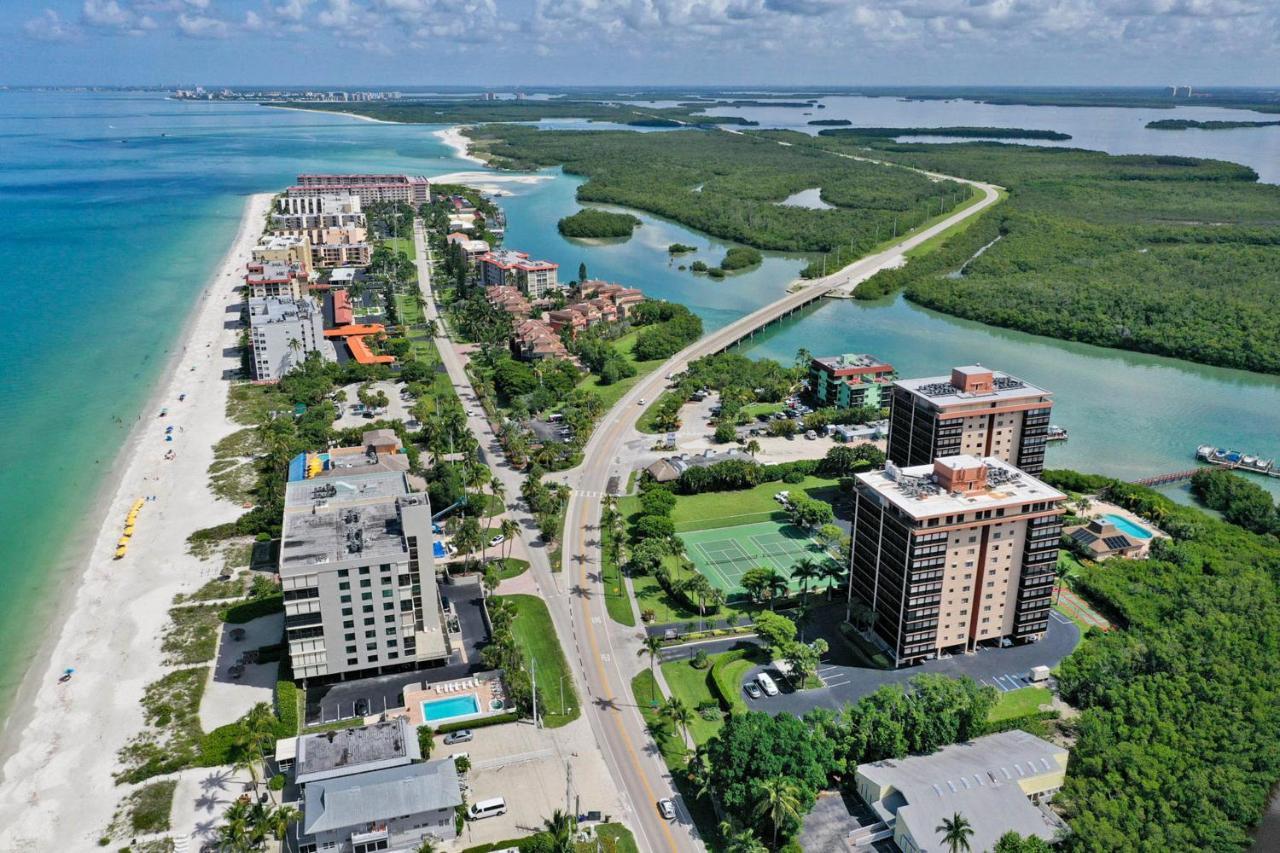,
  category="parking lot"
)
[687,603,1080,718]
[305,576,490,725]
[440,718,627,850]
